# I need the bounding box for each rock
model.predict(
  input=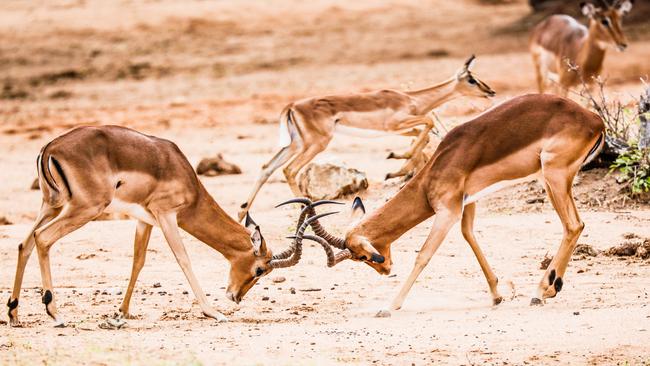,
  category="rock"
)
[196,154,242,176]
[539,253,552,270]
[573,244,598,257]
[298,162,368,200]
[605,242,640,257]
[153,282,162,288]
[272,276,286,283]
